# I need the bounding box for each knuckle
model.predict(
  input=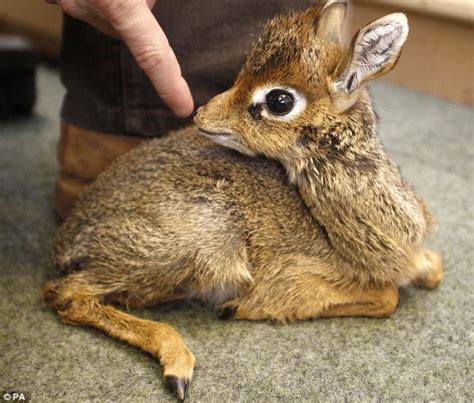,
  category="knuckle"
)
[99,0,147,27]
[94,0,115,17]
[94,0,121,17]
[134,46,170,72]
[96,0,138,23]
